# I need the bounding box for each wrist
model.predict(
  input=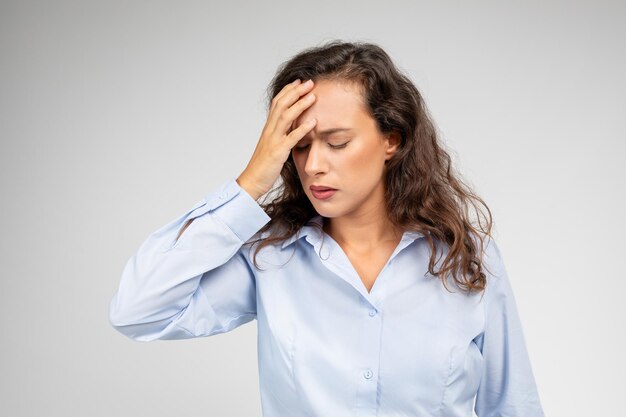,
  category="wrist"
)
[236,175,262,201]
